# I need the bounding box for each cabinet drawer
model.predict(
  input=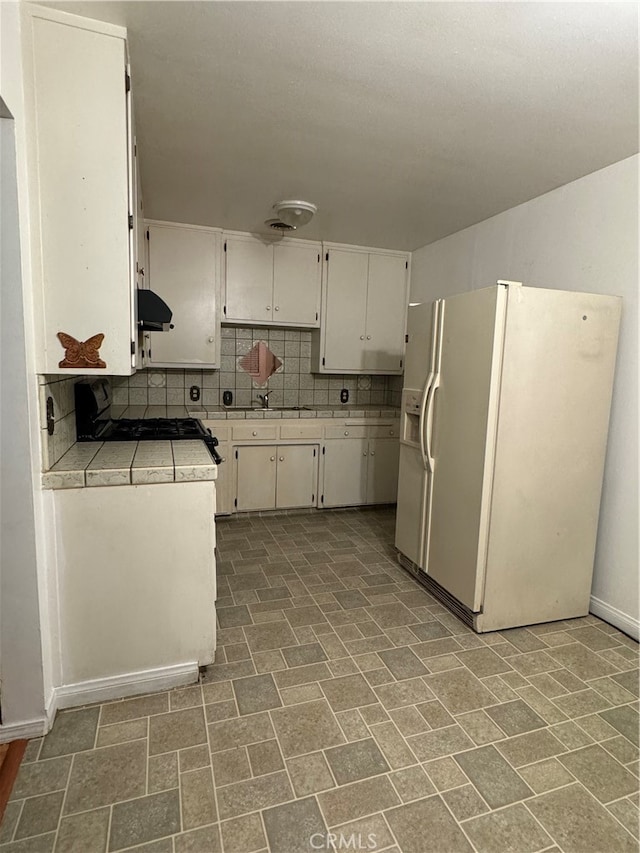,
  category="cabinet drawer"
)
[369,423,400,439]
[232,424,279,441]
[280,424,323,440]
[325,425,368,440]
